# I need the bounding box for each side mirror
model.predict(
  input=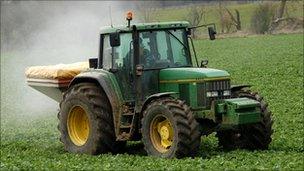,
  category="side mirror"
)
[186,29,191,35]
[110,32,120,47]
[89,58,98,69]
[208,27,216,40]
